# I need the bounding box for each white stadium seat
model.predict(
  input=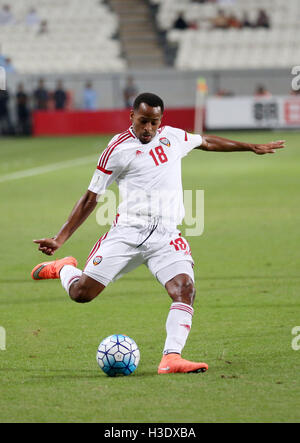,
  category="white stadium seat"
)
[161,0,298,70]
[0,0,126,74]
